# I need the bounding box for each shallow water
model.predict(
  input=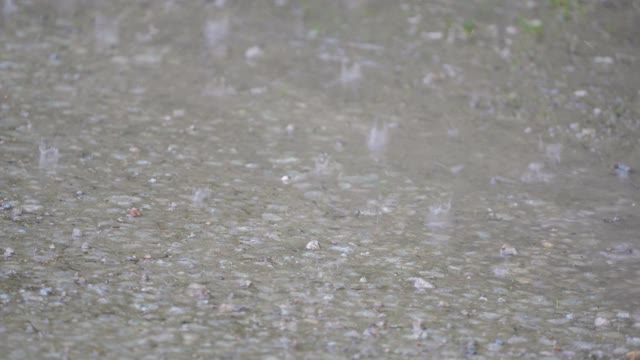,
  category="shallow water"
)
[1,0,639,358]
